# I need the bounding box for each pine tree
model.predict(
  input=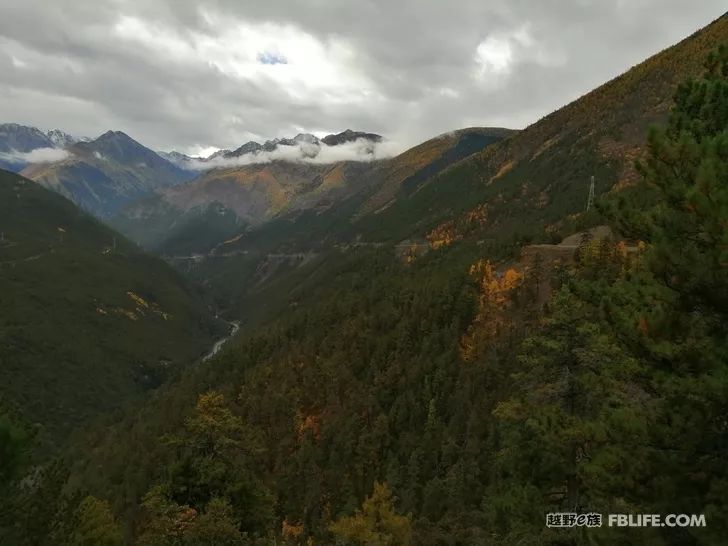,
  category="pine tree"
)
[484,286,653,544]
[602,44,728,543]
